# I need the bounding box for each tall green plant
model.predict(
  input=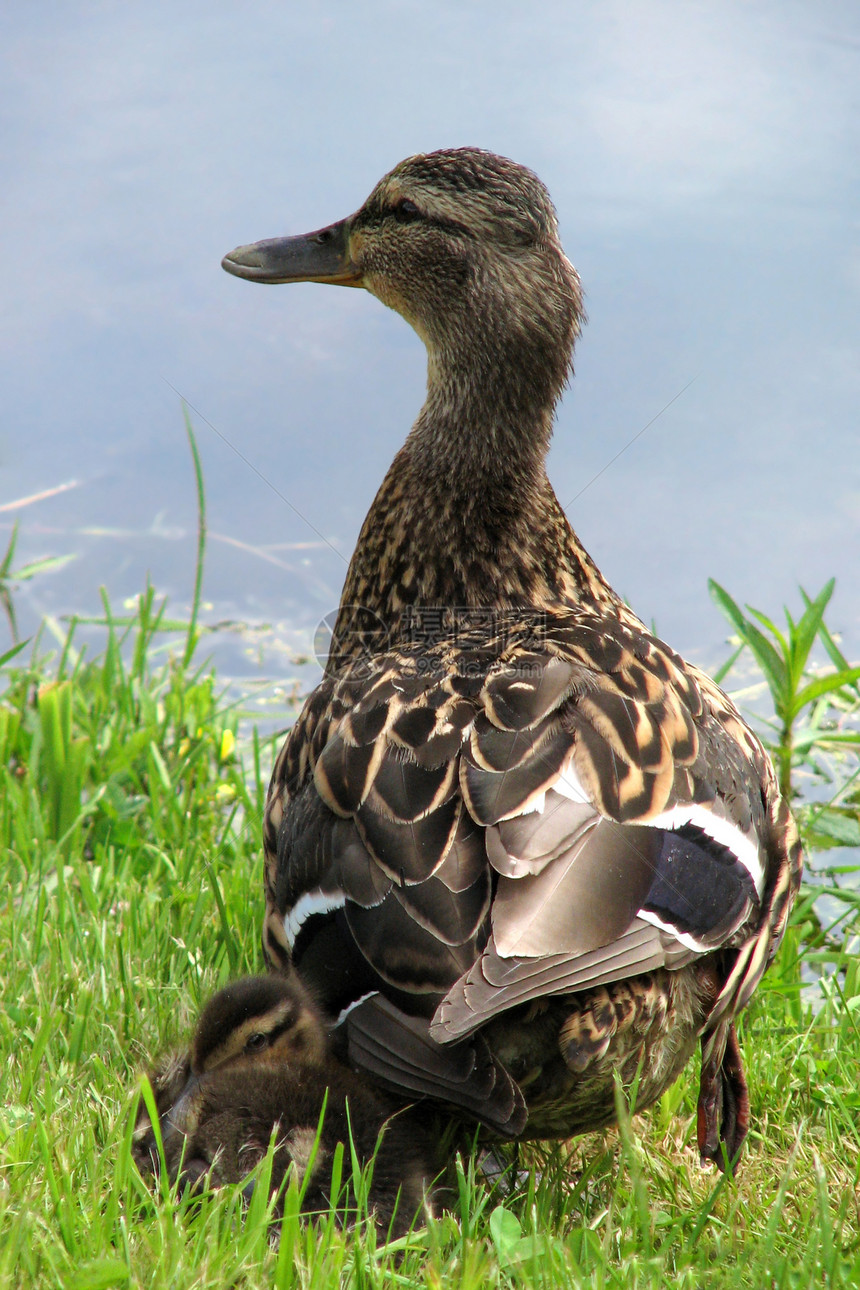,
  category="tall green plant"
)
[0,520,75,642]
[709,578,860,800]
[35,679,90,850]
[181,408,207,669]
